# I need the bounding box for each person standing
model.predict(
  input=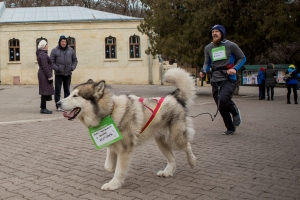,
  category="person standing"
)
[37,40,55,114]
[257,67,266,100]
[50,35,78,111]
[285,64,300,104]
[199,24,246,135]
[264,63,277,101]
